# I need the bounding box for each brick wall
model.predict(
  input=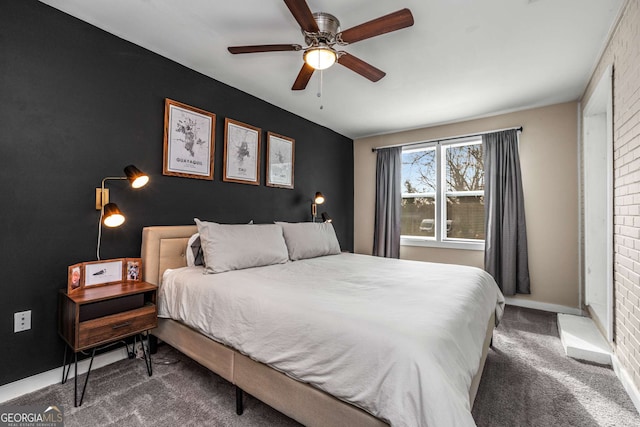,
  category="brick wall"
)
[583,0,640,391]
